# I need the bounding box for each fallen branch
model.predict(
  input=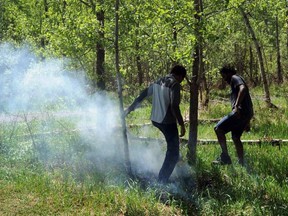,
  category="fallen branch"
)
[130,136,288,149]
[127,119,220,128]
